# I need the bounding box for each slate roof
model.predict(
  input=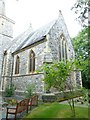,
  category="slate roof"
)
[11,19,56,53]
[7,28,34,53]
